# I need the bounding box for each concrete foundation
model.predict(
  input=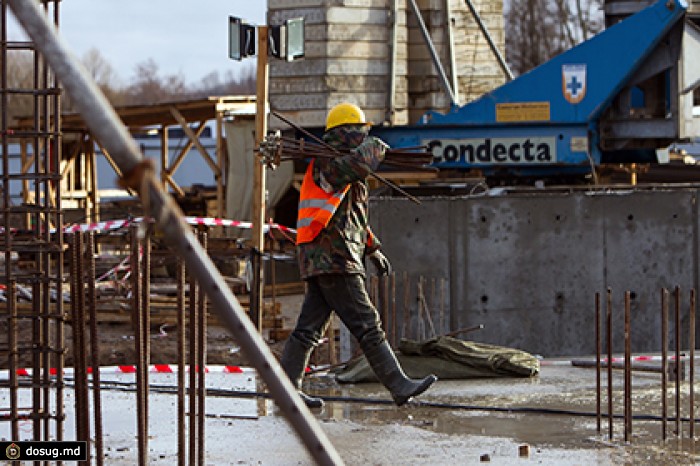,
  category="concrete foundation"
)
[369,186,700,357]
